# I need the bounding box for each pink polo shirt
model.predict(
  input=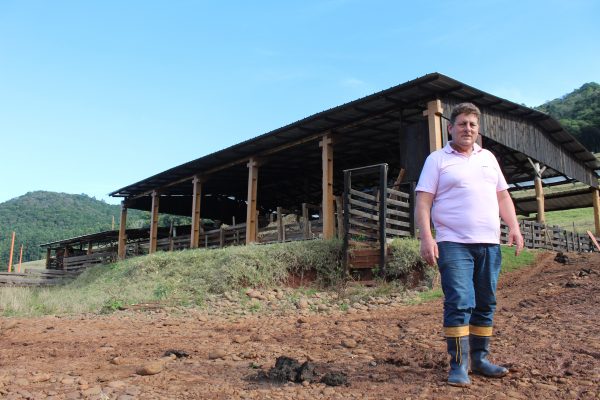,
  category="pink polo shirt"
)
[415,142,509,244]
